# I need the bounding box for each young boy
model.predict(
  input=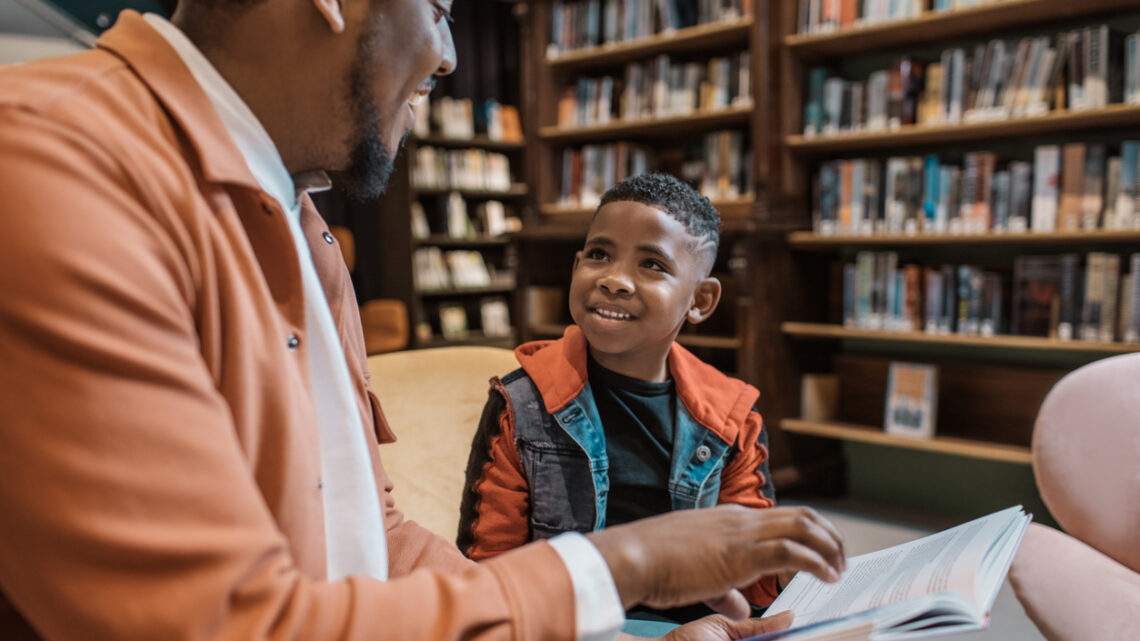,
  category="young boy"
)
[457,173,782,619]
